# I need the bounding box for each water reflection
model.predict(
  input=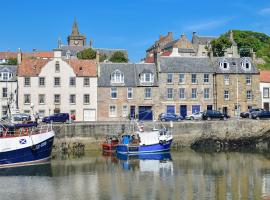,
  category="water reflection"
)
[1,151,270,199]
